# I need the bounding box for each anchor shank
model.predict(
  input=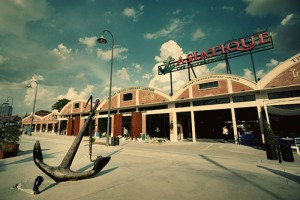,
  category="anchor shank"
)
[59,99,100,168]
